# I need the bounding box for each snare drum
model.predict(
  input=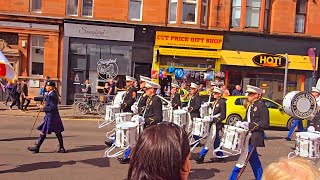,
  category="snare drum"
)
[115,112,133,124]
[221,125,248,153]
[105,105,121,121]
[292,132,320,159]
[163,107,171,122]
[200,103,209,118]
[114,122,138,148]
[173,109,187,127]
[283,91,317,119]
[192,118,210,137]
